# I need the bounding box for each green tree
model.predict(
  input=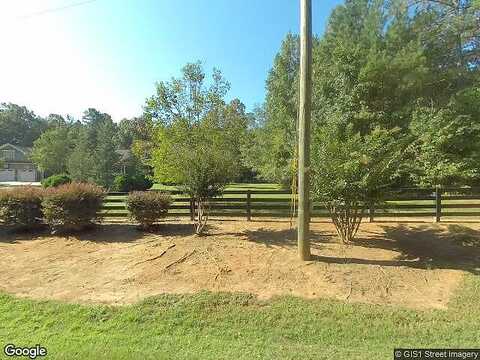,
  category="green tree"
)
[313,0,431,132]
[93,121,120,188]
[311,124,406,243]
[31,126,72,176]
[67,129,95,183]
[212,98,251,181]
[116,116,154,149]
[147,62,238,234]
[408,87,480,186]
[251,34,300,184]
[82,108,115,148]
[0,103,48,146]
[240,105,268,179]
[45,114,67,128]
[152,120,237,235]
[253,0,479,188]
[140,61,231,175]
[144,61,229,125]
[412,0,479,87]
